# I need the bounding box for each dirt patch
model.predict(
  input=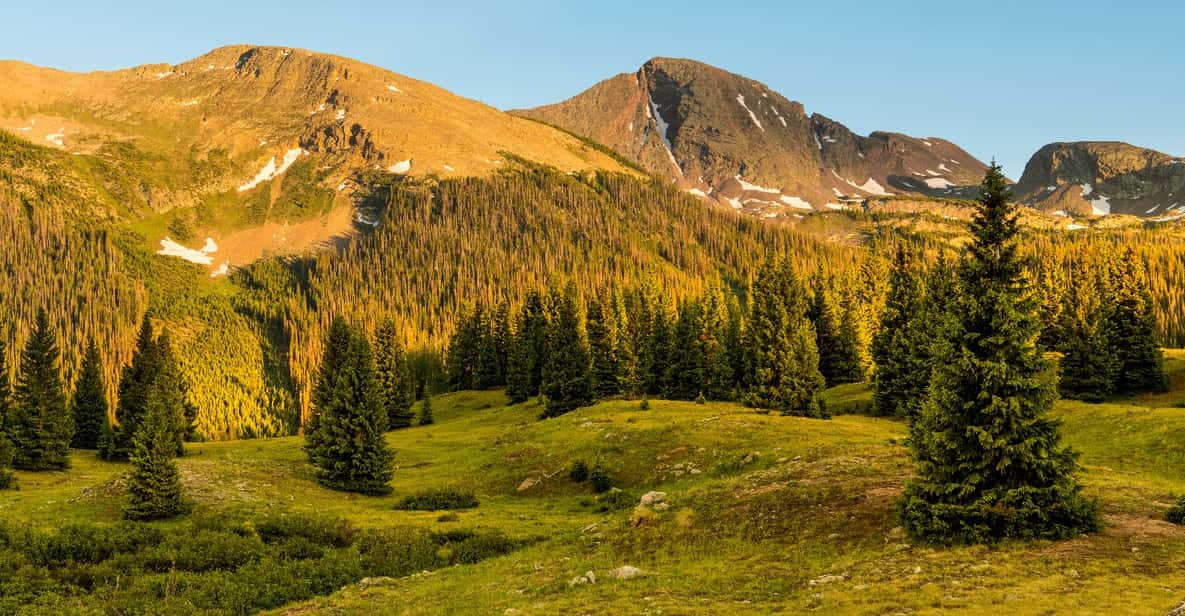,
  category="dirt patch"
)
[1102,513,1185,539]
